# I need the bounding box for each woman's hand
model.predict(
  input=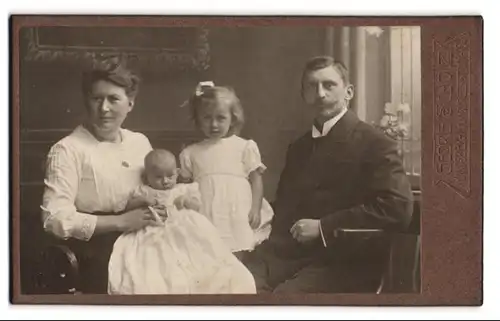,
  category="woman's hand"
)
[130,193,157,207]
[124,193,157,212]
[151,204,169,222]
[117,208,162,232]
[248,208,261,229]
